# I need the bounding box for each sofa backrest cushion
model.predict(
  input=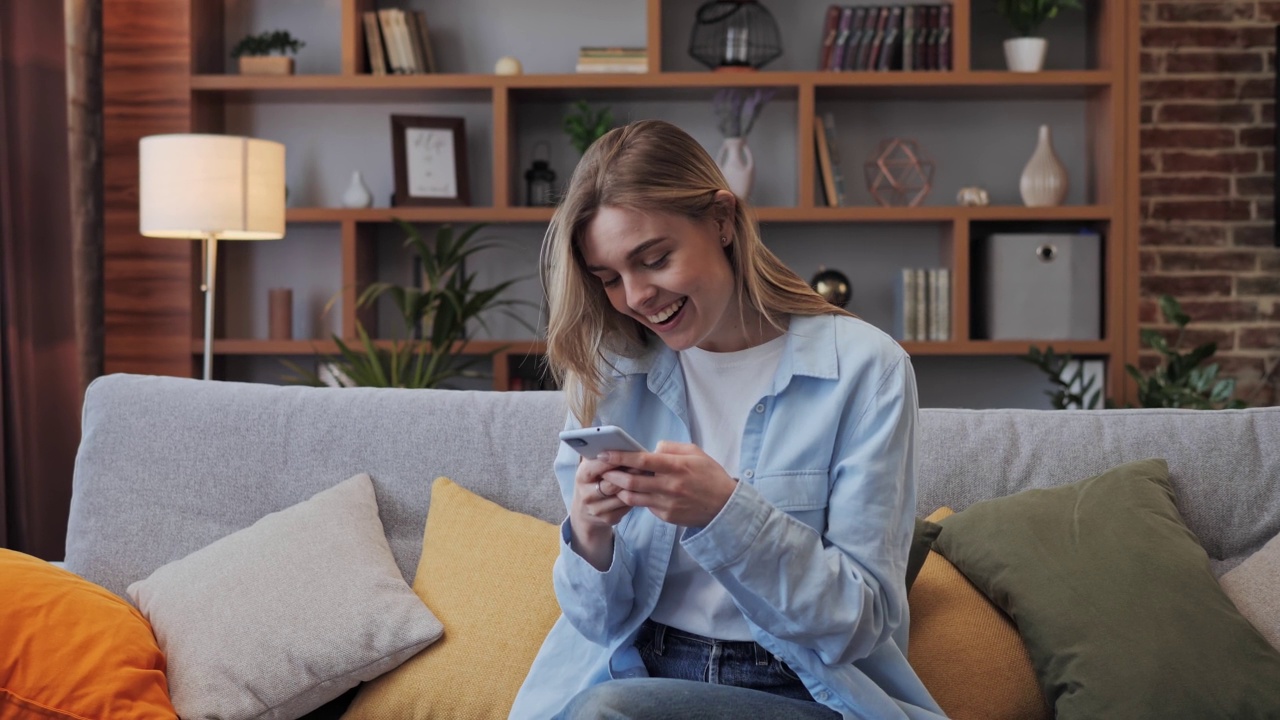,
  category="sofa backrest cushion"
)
[66,375,1280,597]
[66,375,567,598]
